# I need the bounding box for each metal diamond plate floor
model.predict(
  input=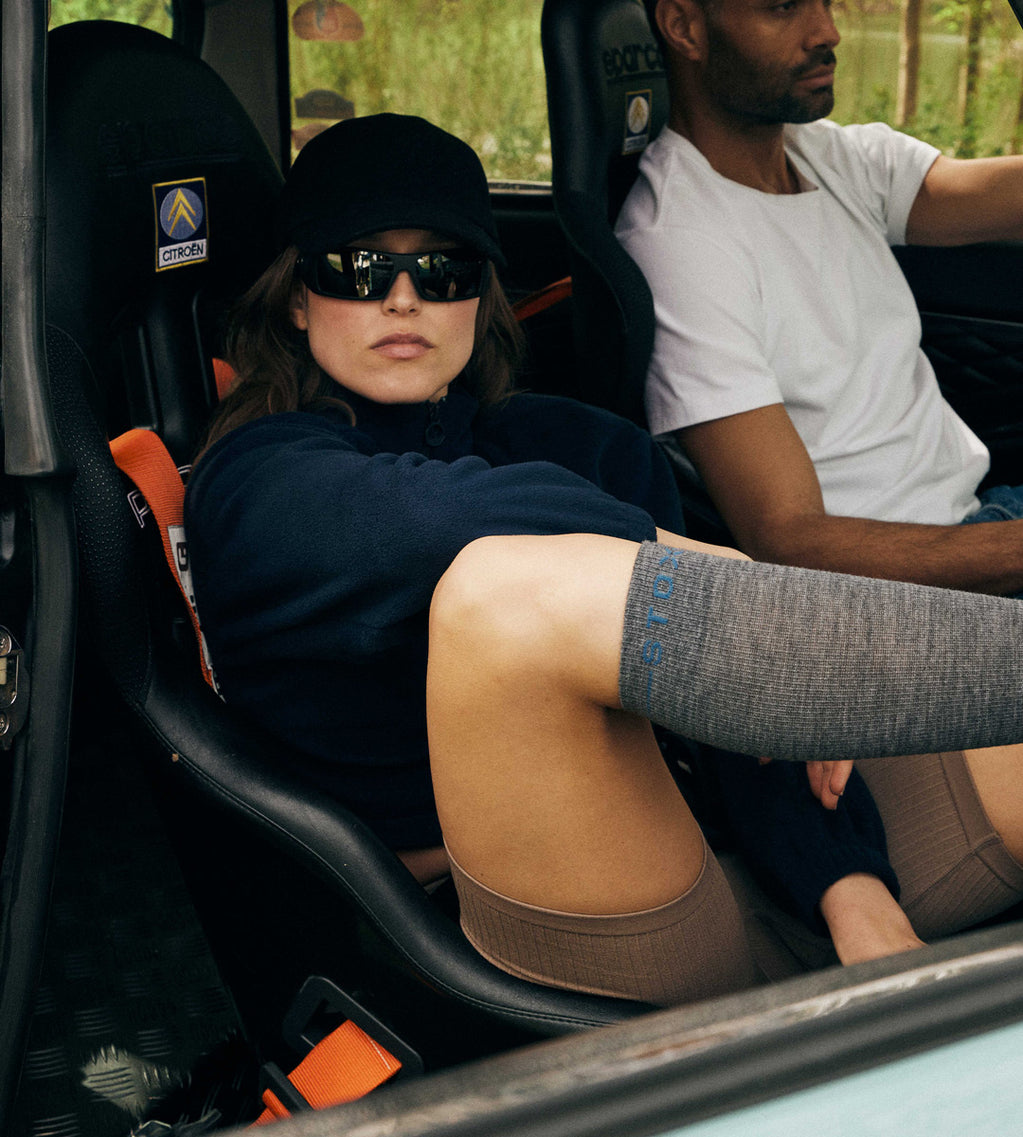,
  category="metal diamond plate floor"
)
[11,734,242,1137]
